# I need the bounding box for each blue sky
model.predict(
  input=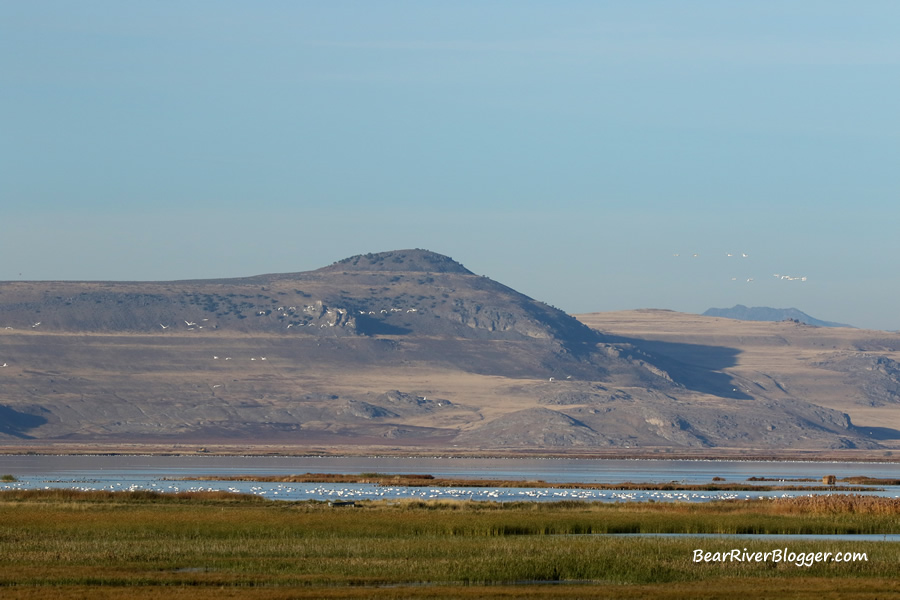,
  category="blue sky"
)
[2,1,899,330]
